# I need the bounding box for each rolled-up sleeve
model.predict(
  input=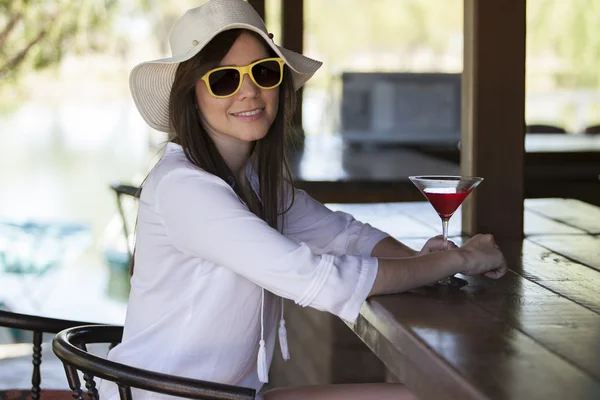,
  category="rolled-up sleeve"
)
[155,168,378,322]
[282,186,389,257]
